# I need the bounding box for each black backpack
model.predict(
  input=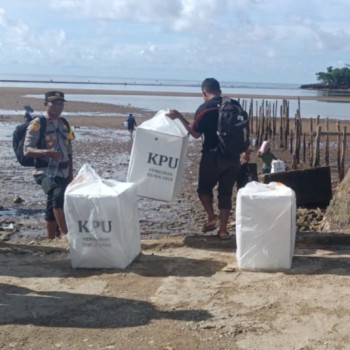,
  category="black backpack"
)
[216,97,250,159]
[13,116,47,167]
